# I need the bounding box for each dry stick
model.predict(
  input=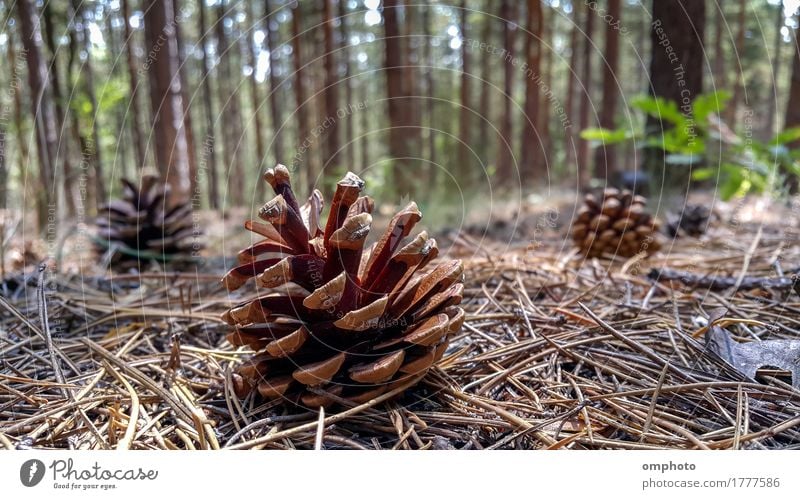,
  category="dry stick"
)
[102,360,140,450]
[314,407,325,450]
[730,225,763,297]
[647,268,798,292]
[733,384,744,450]
[36,265,67,394]
[641,363,670,441]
